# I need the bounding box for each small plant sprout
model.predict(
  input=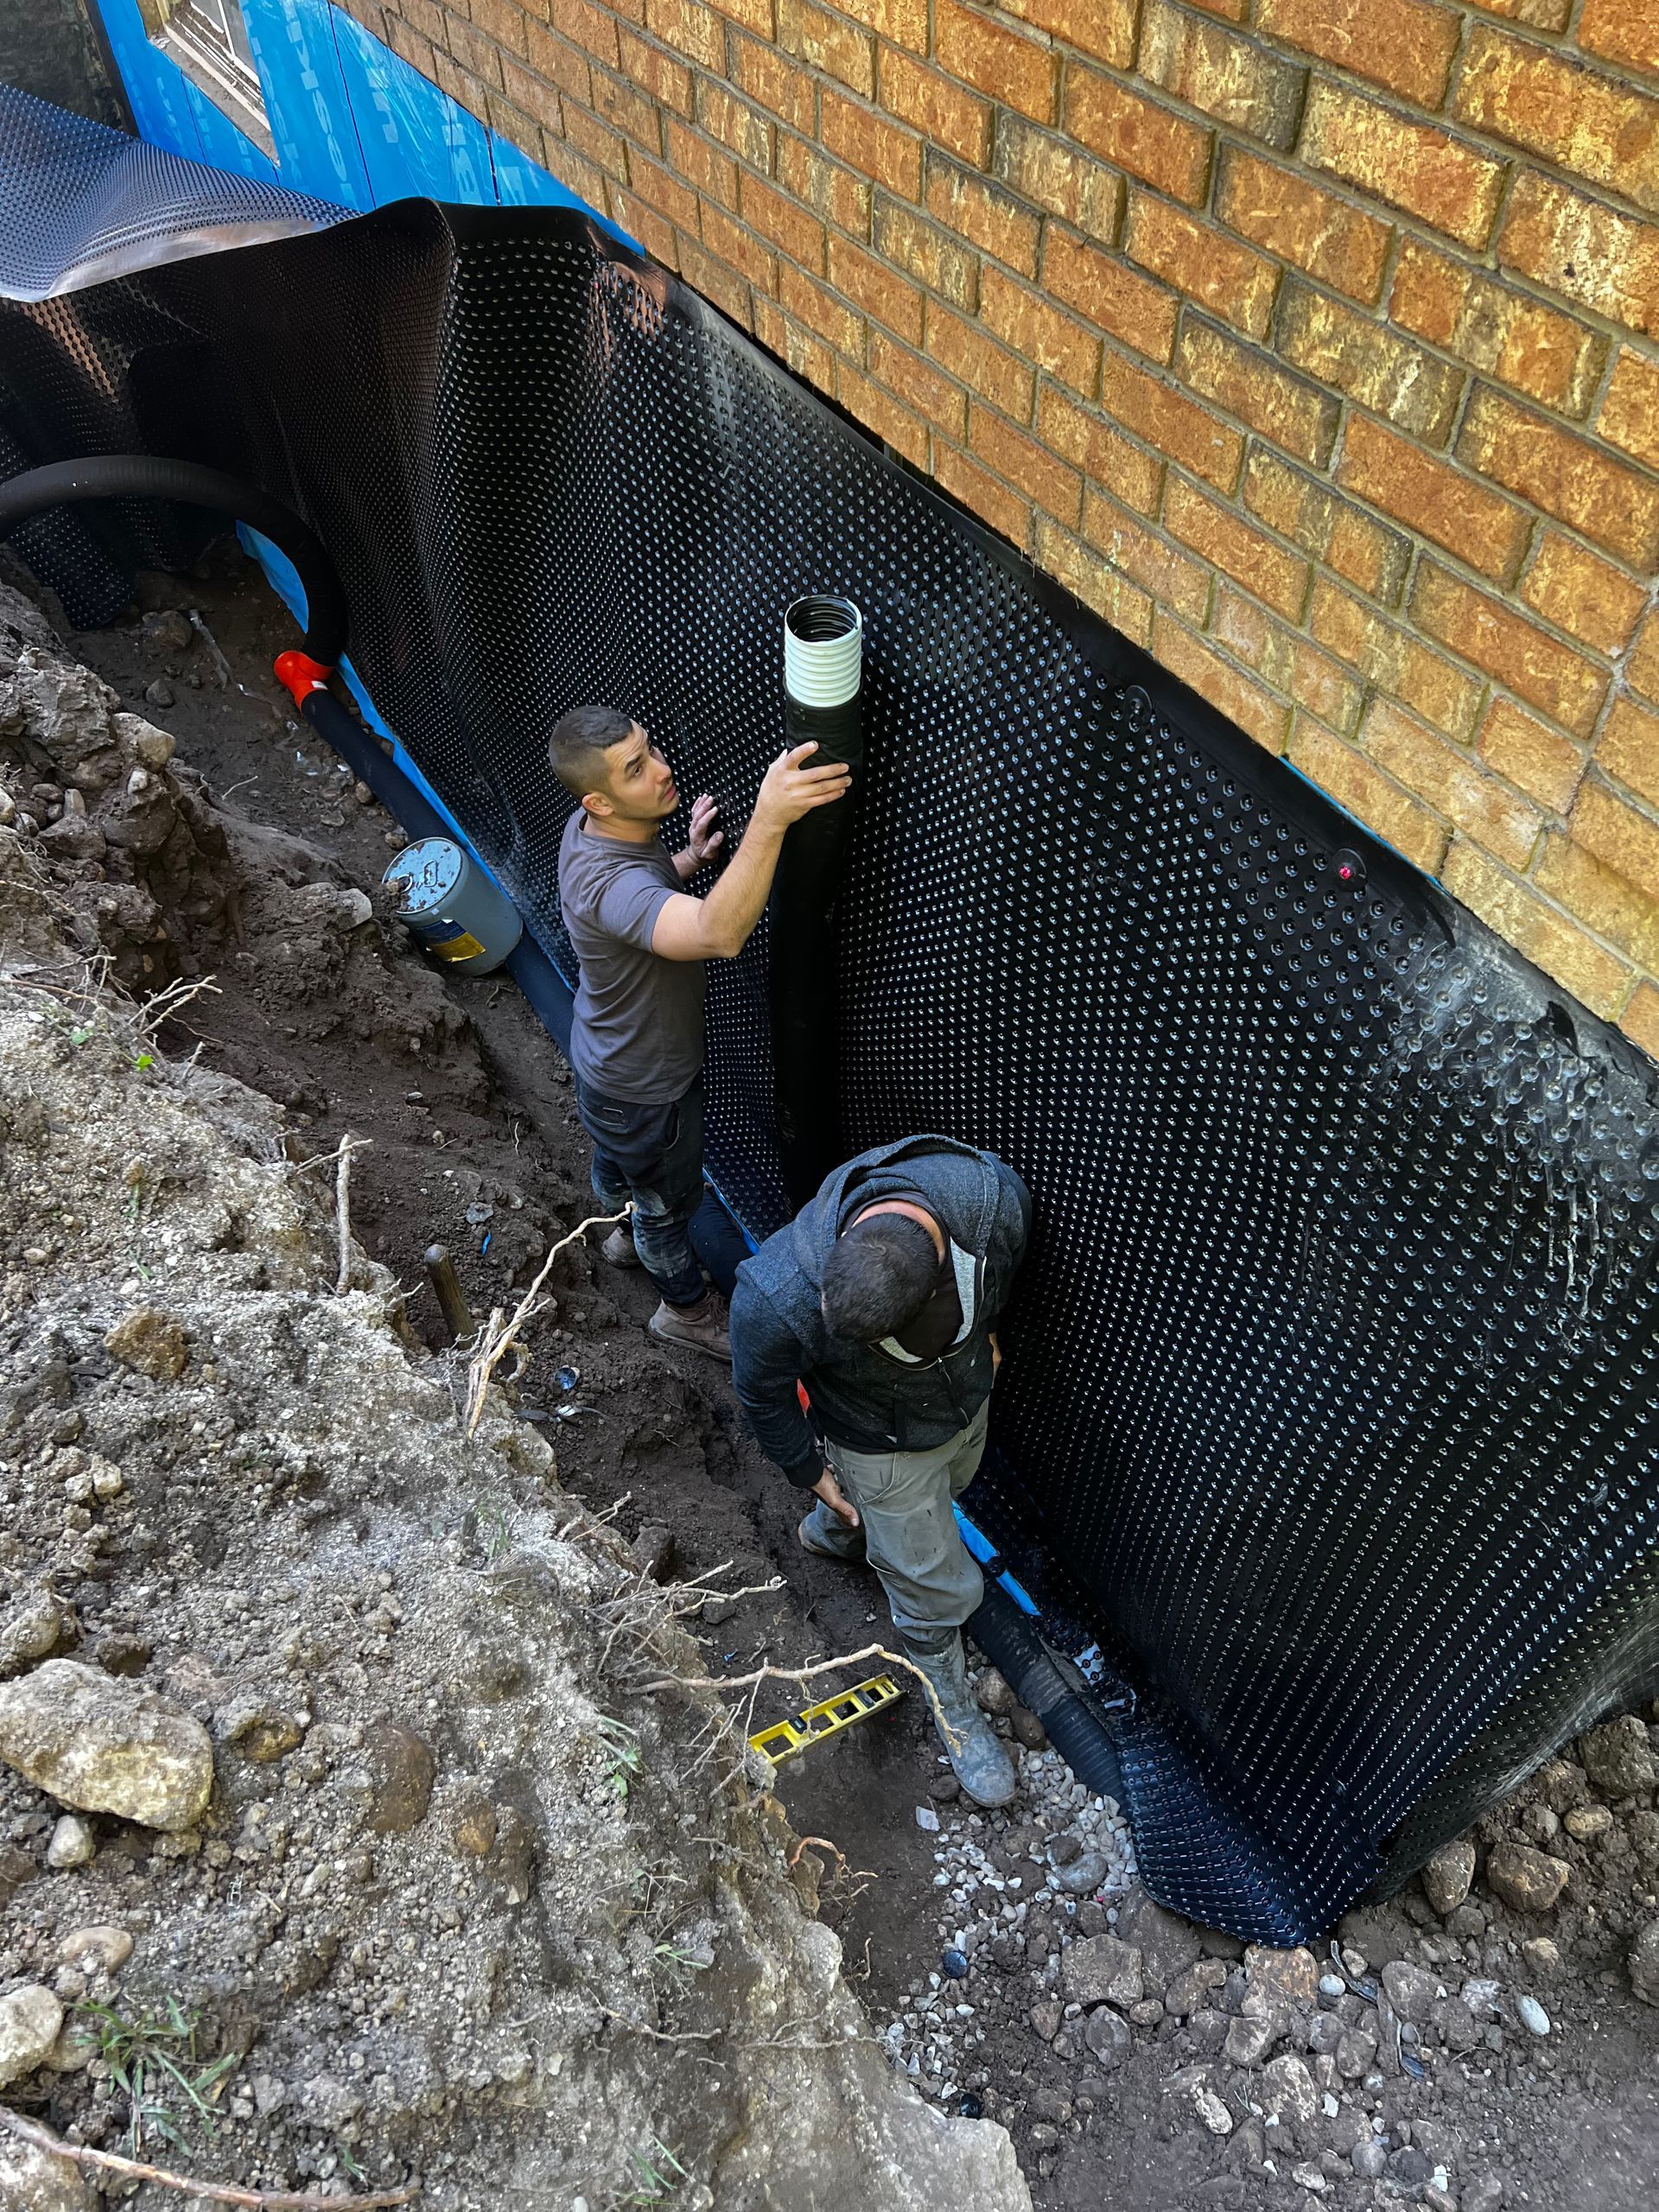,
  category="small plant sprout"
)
[595,1713,642,1801]
[622,2139,688,2204]
[73,1996,238,2155]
